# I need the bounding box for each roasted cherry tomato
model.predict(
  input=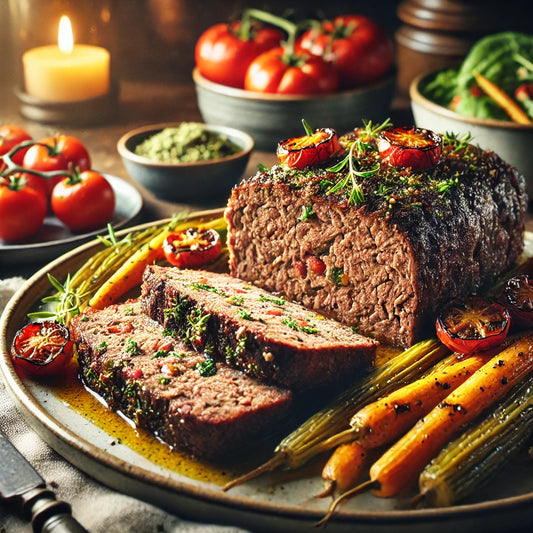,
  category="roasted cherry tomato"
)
[244,47,339,95]
[11,320,74,377]
[378,126,442,170]
[297,15,394,89]
[22,135,91,197]
[277,127,341,169]
[195,21,283,88]
[0,125,32,168]
[436,296,510,355]
[163,227,222,268]
[51,169,115,232]
[503,274,533,328]
[0,175,47,243]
